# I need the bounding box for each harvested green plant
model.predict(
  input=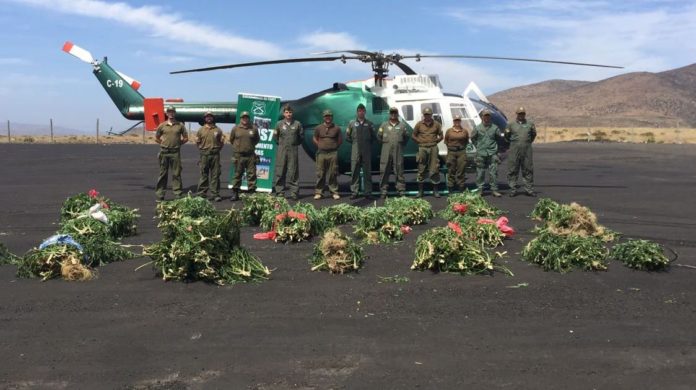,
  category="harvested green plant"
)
[610,239,670,271]
[60,190,139,239]
[259,202,329,242]
[384,197,433,225]
[453,217,506,248]
[439,190,502,220]
[156,195,216,224]
[529,198,560,221]
[1,242,18,265]
[320,203,361,225]
[17,244,93,281]
[354,206,404,243]
[412,226,496,275]
[310,228,364,274]
[145,209,268,284]
[241,193,289,226]
[540,202,616,241]
[522,231,608,272]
